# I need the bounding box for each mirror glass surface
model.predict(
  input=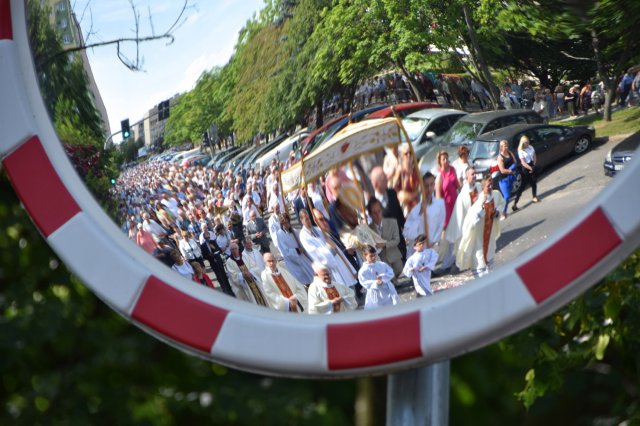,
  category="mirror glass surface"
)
[27,0,618,317]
